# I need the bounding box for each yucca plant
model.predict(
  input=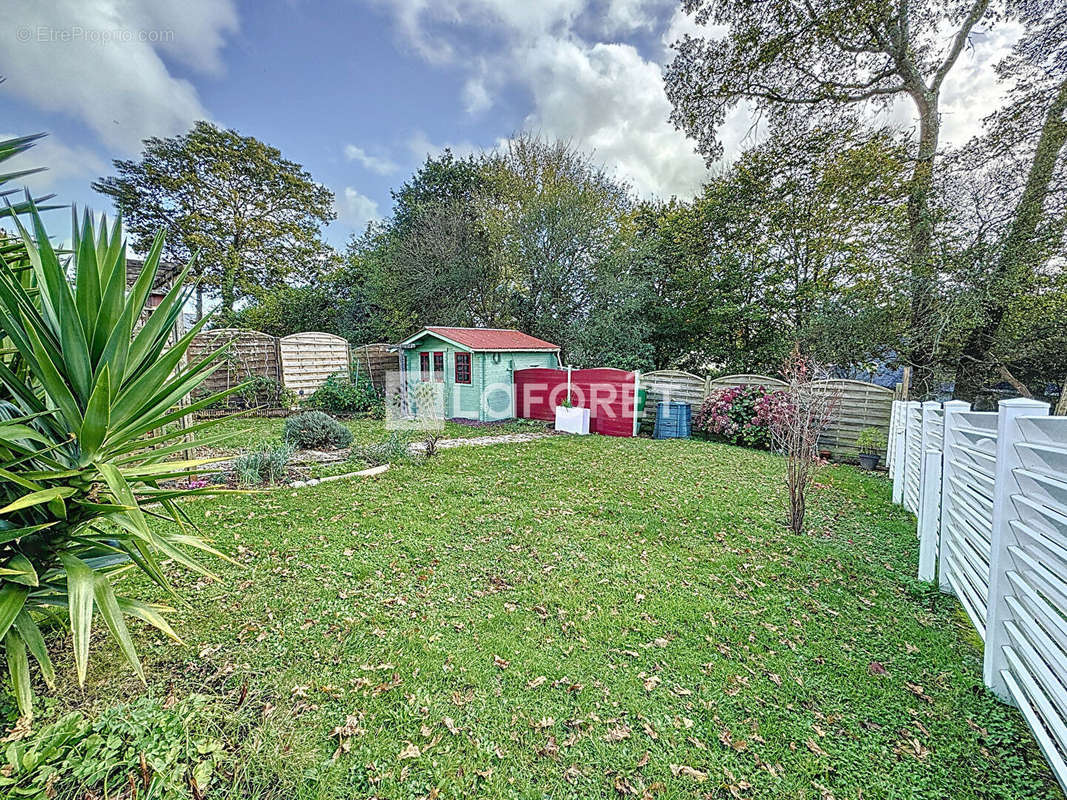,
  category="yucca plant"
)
[0,203,240,717]
[0,133,58,273]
